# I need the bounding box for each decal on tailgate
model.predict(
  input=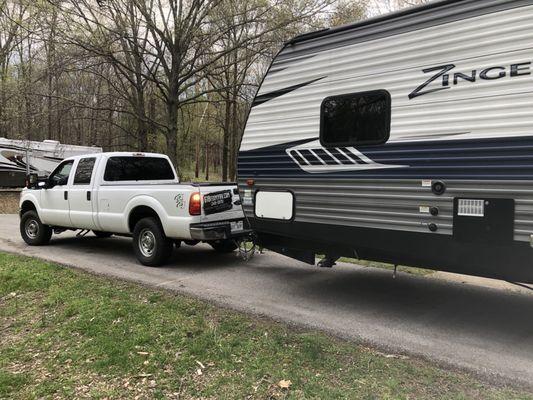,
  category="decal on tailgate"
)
[203,190,233,215]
